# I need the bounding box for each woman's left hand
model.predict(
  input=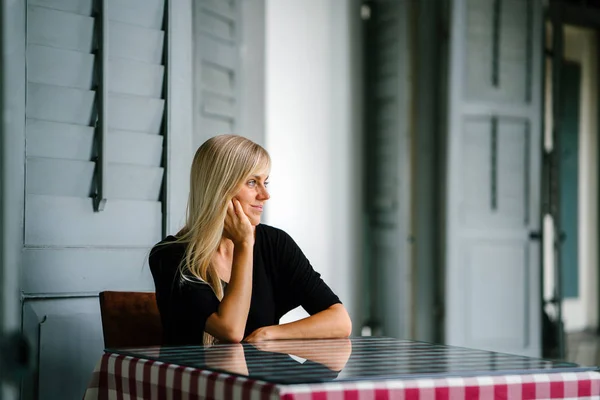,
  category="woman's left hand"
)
[244,326,276,342]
